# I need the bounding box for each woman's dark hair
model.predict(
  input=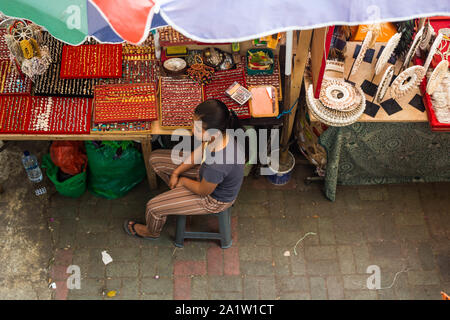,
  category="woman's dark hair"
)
[194,99,242,133]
